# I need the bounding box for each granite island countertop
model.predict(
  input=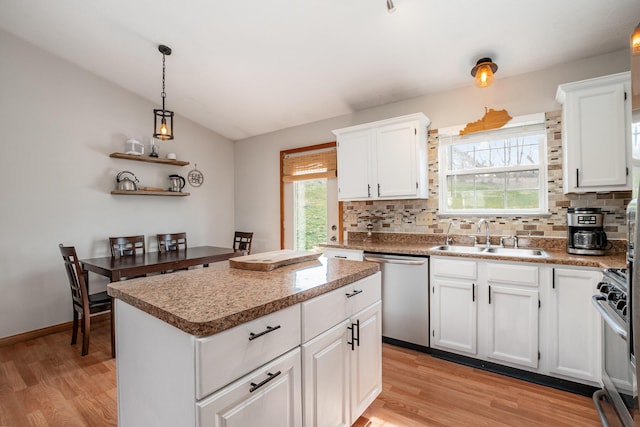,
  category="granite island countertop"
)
[107,256,379,337]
